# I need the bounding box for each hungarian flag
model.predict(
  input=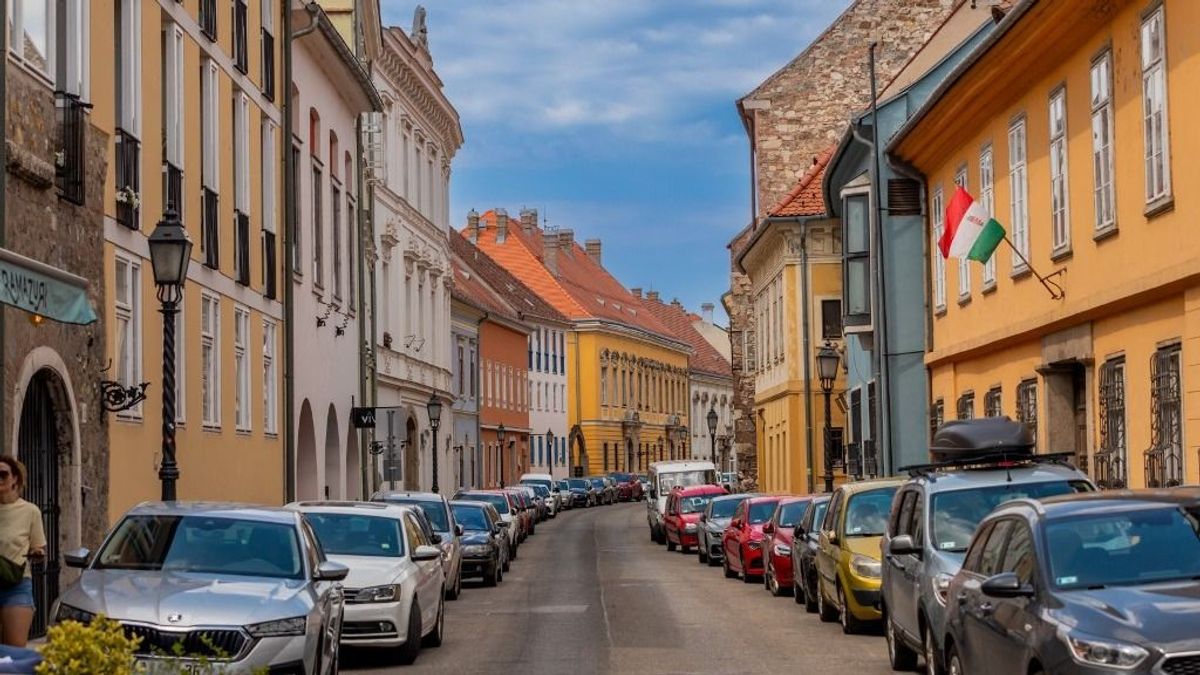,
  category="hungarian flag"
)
[939,186,1005,262]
